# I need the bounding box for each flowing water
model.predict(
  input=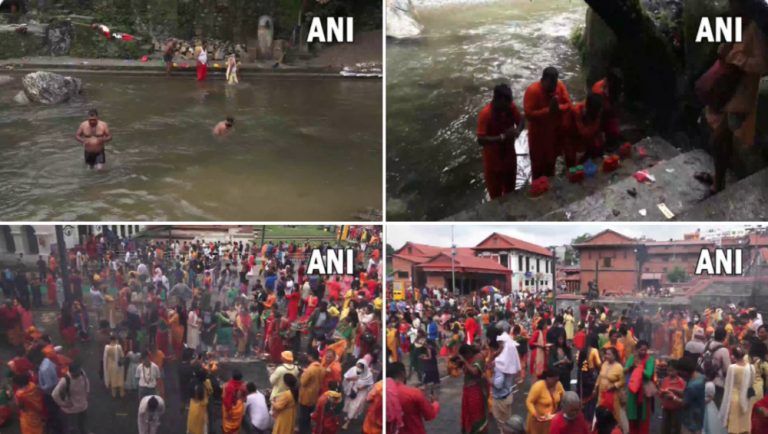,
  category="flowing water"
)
[0,73,382,221]
[387,0,587,220]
